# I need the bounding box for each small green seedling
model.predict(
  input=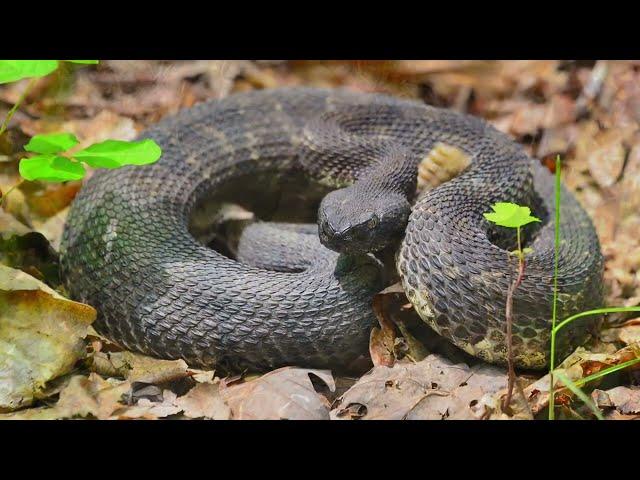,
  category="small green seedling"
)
[0,60,162,198]
[20,133,161,182]
[483,202,540,261]
[483,201,540,410]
